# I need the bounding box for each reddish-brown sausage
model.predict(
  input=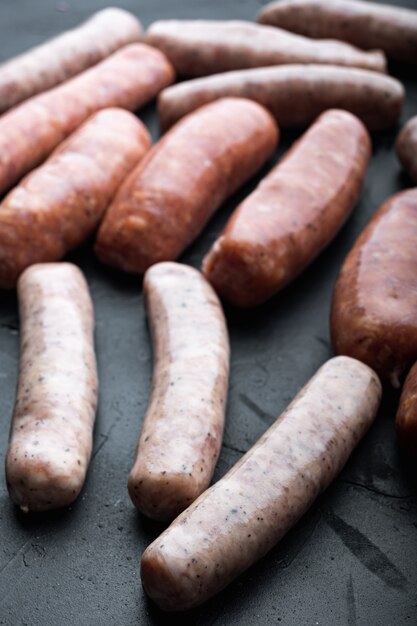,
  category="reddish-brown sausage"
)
[331,189,417,388]
[0,108,151,290]
[0,8,142,113]
[145,20,386,77]
[141,356,381,611]
[395,361,417,452]
[158,64,403,132]
[6,263,98,512]
[128,262,229,522]
[95,97,279,274]
[203,109,370,308]
[258,0,417,64]
[396,116,417,184]
[0,43,174,195]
